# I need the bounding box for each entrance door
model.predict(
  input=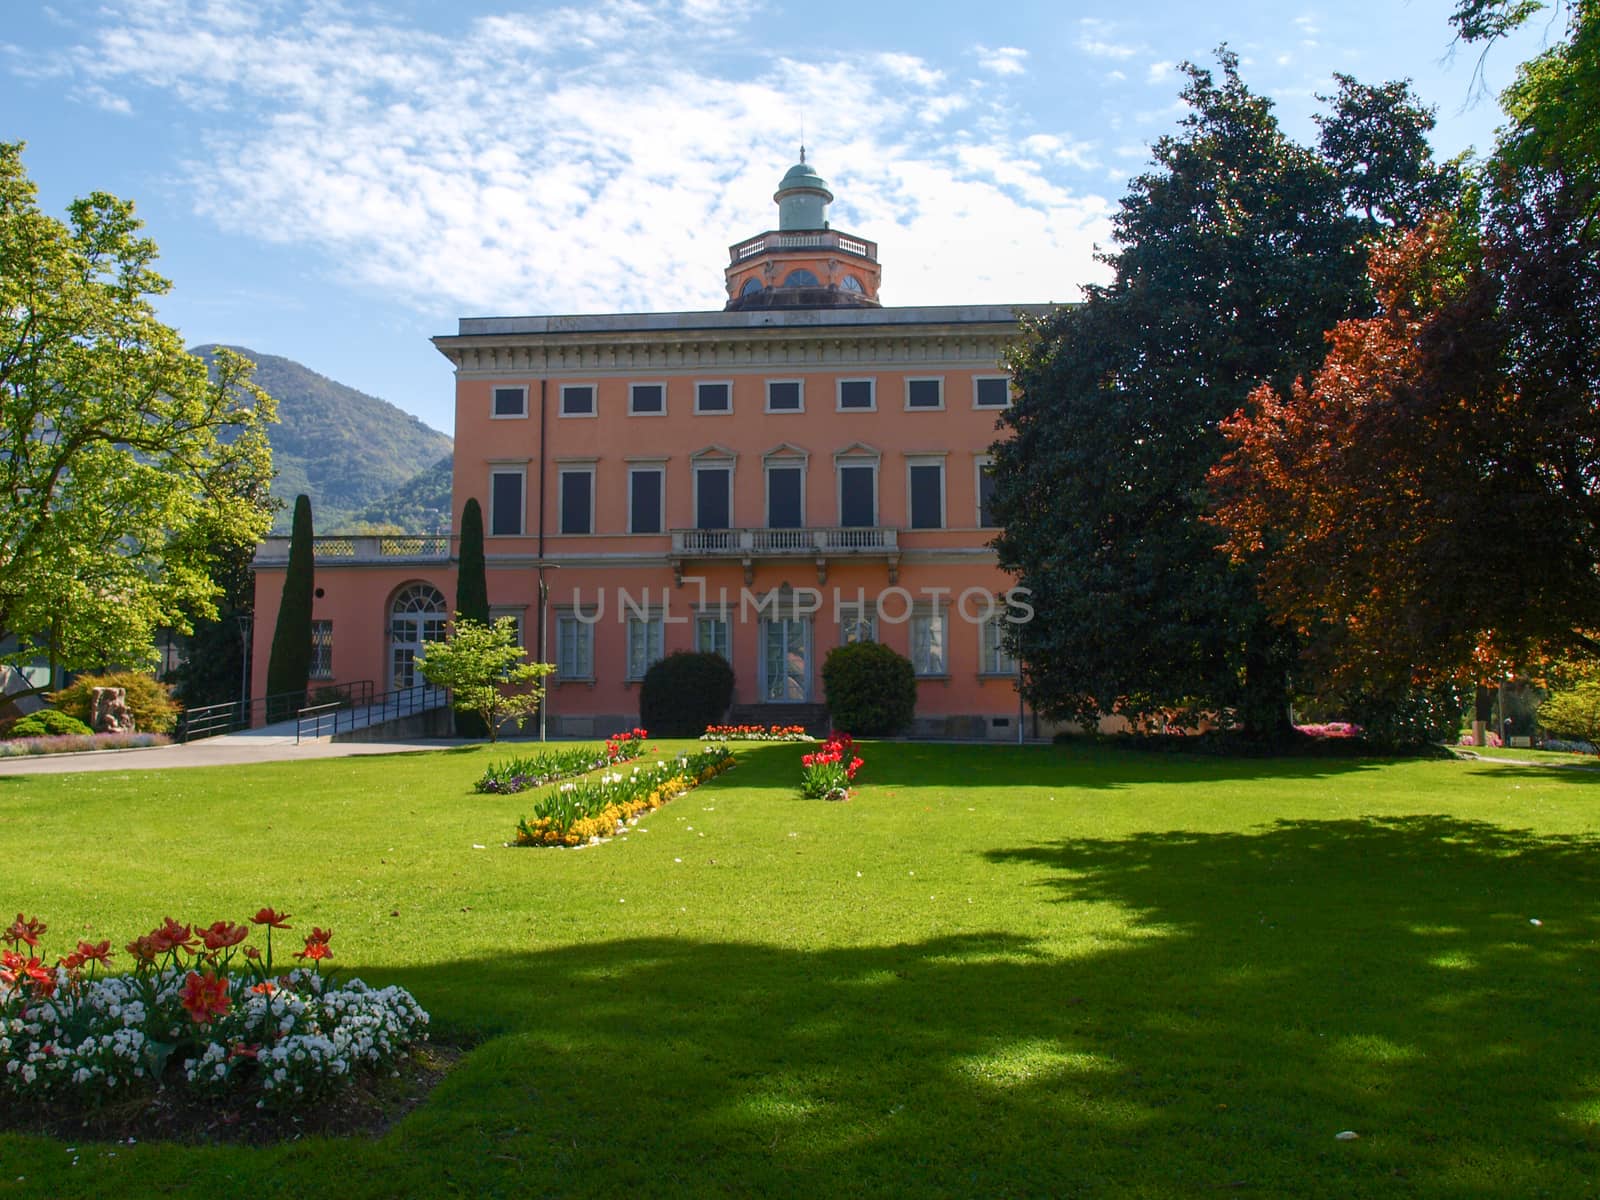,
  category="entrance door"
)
[761,618,810,702]
[390,583,447,690]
